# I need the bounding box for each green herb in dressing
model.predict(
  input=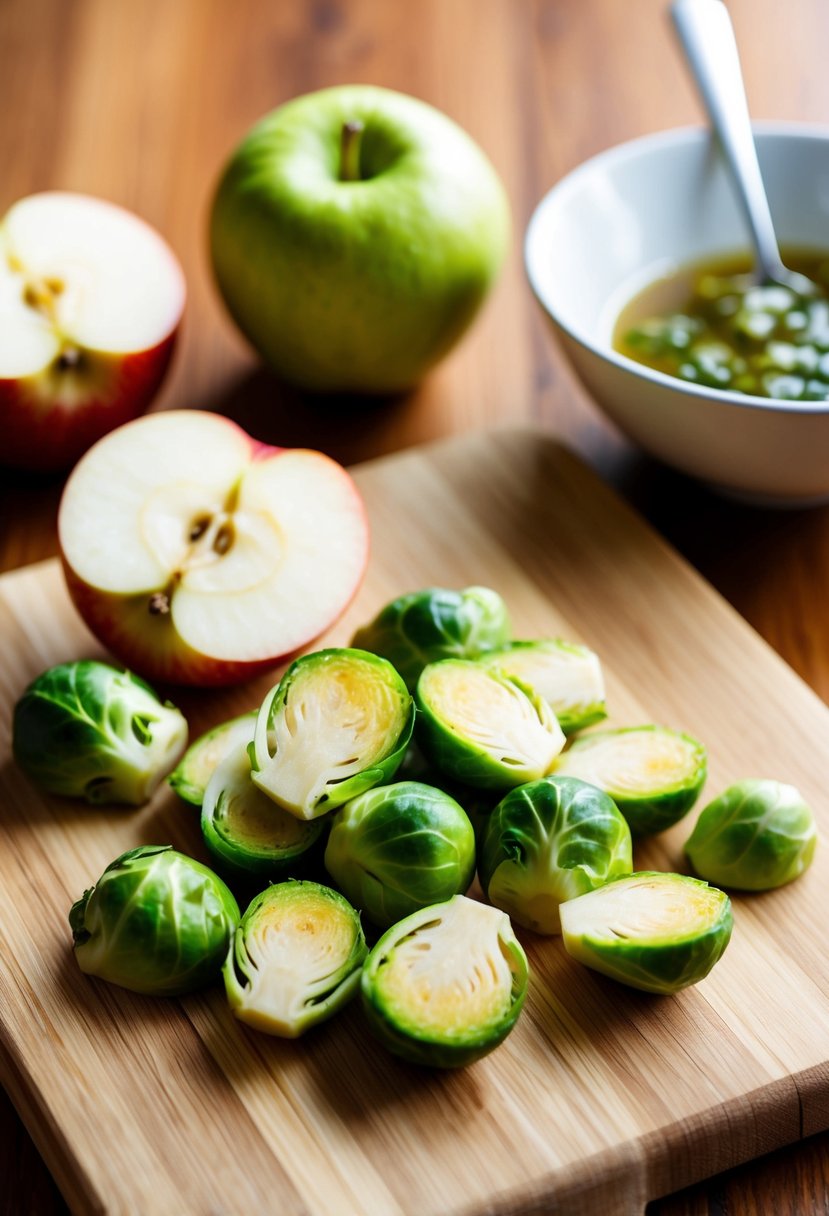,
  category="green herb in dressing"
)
[614,250,829,401]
